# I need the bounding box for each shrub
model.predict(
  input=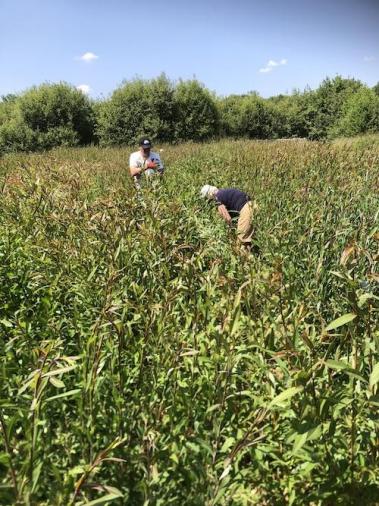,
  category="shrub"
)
[332,88,379,137]
[17,83,94,145]
[0,83,94,154]
[299,76,364,139]
[0,117,36,154]
[219,93,283,139]
[96,74,176,146]
[173,80,219,141]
